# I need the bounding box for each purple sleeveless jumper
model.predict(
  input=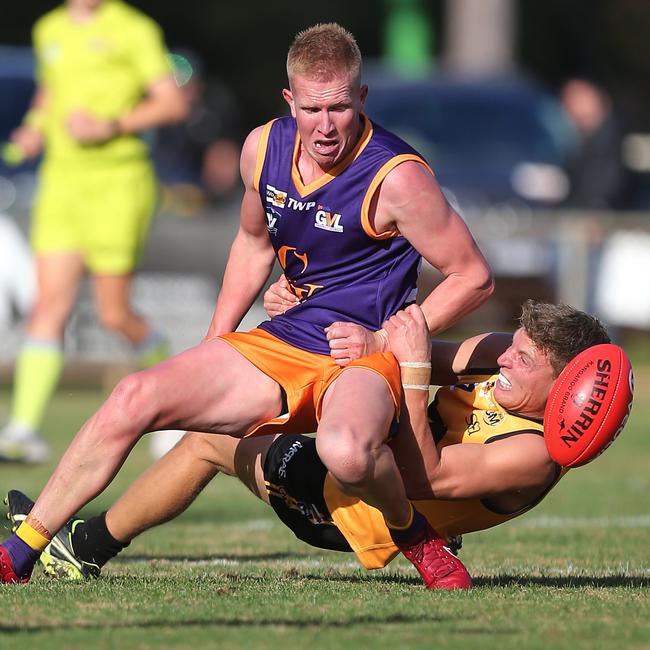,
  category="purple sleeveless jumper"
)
[256,115,429,355]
